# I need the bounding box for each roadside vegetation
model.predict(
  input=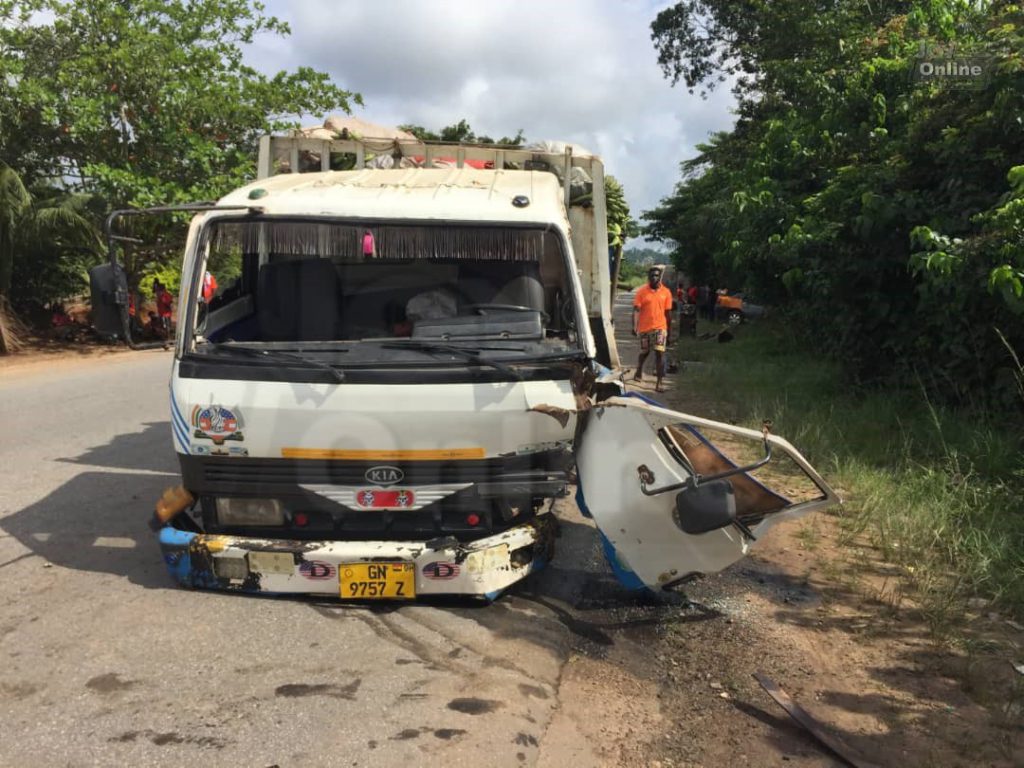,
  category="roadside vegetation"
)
[0,0,358,348]
[617,261,649,291]
[645,1,1024,412]
[678,318,1024,631]
[646,1,1023,638]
